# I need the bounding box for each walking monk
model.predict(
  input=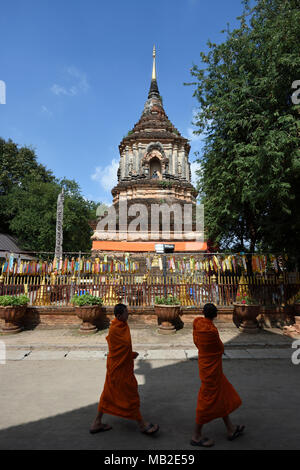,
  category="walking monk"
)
[90,303,159,435]
[191,303,245,447]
